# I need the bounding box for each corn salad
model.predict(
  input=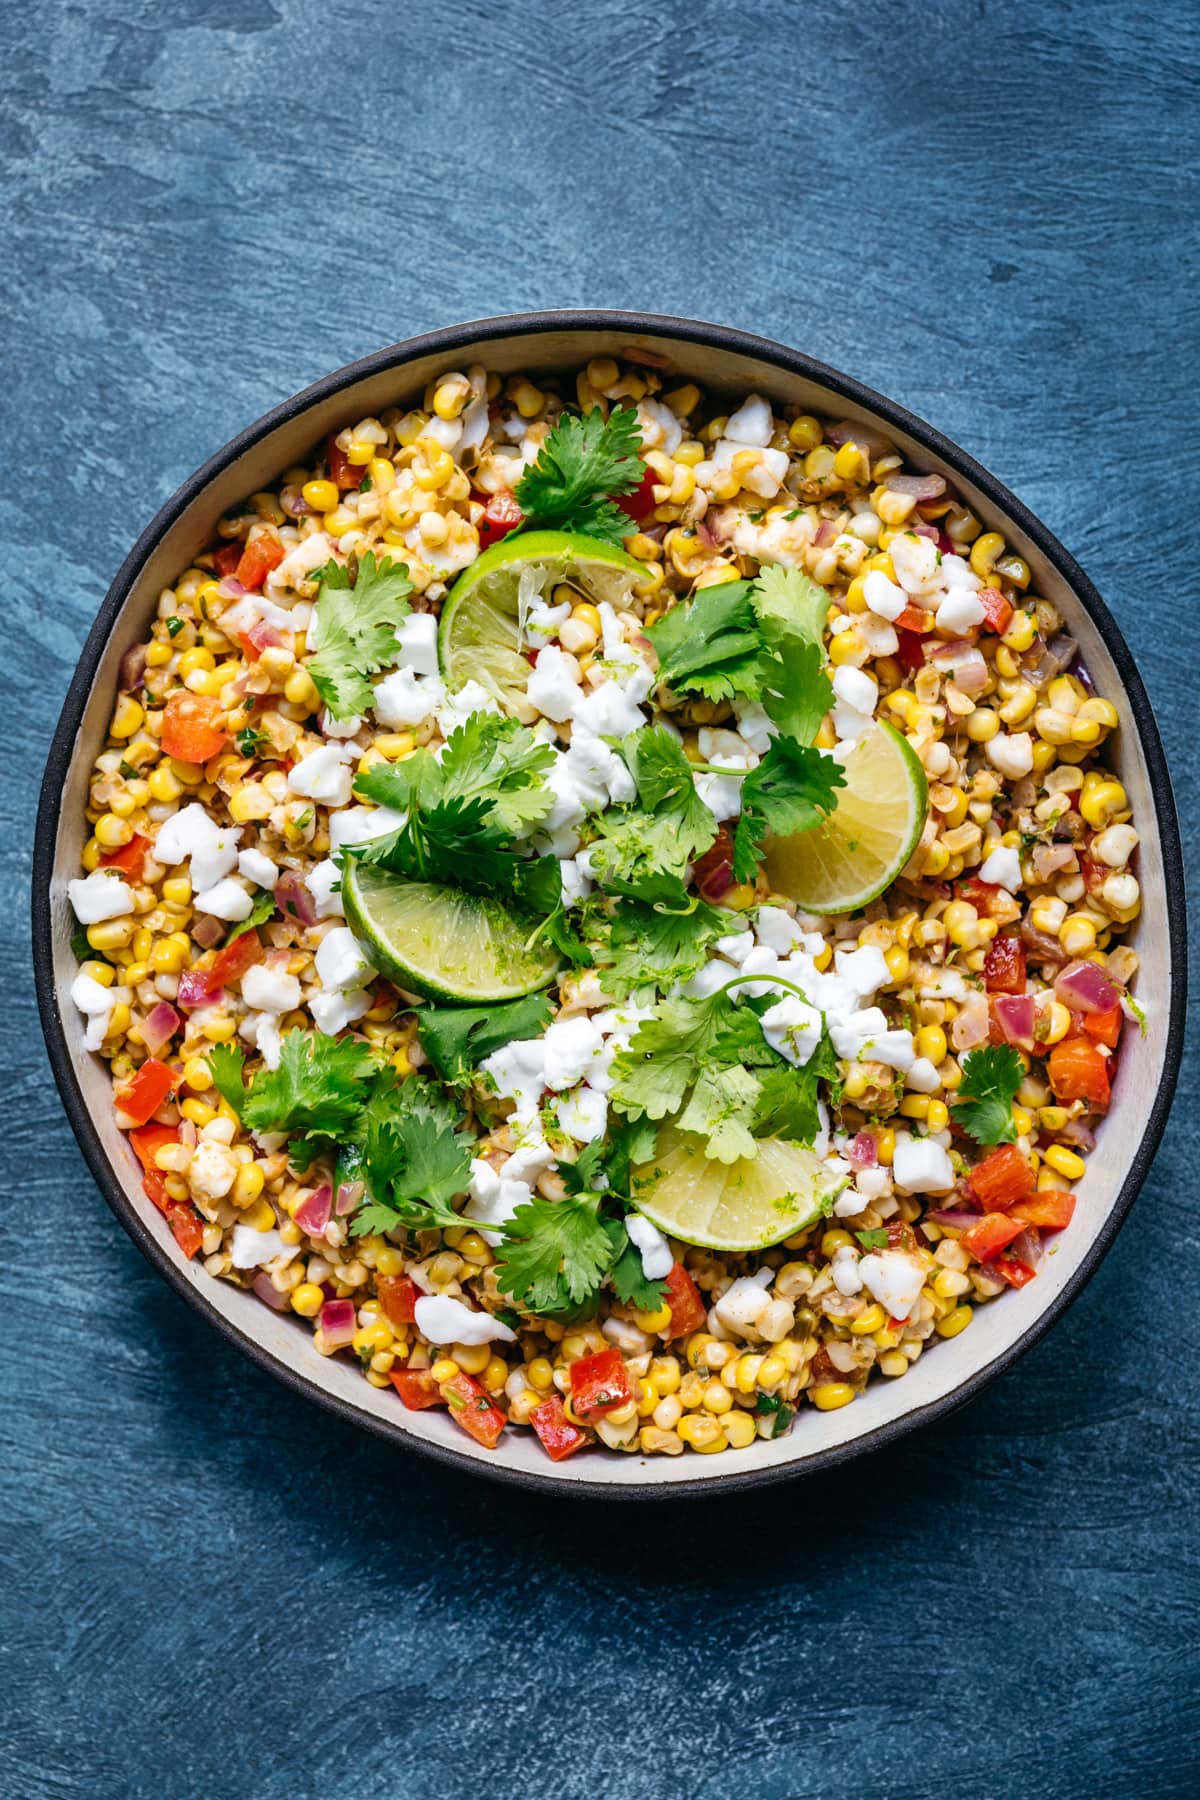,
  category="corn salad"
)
[67,353,1142,1461]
